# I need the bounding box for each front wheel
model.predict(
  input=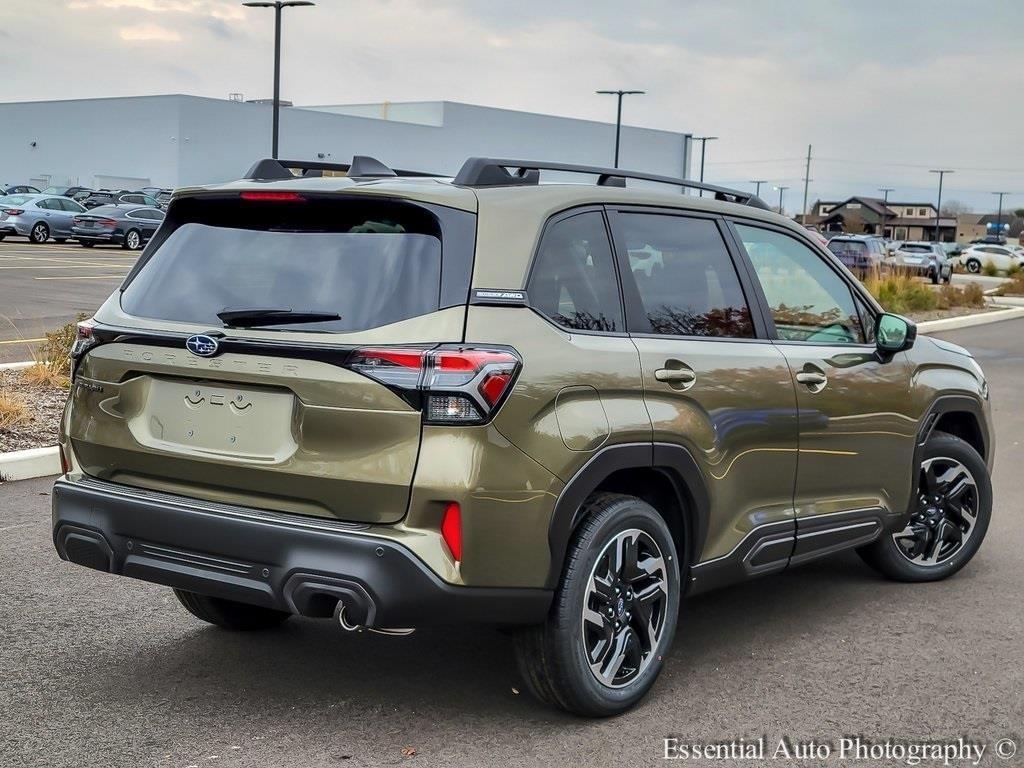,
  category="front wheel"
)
[123,229,142,250]
[173,588,291,630]
[29,222,49,244]
[858,433,991,582]
[965,258,981,274]
[514,493,680,717]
